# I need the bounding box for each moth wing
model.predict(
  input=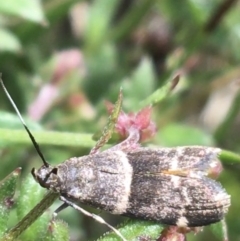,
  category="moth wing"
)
[125,171,230,227]
[127,146,221,177]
